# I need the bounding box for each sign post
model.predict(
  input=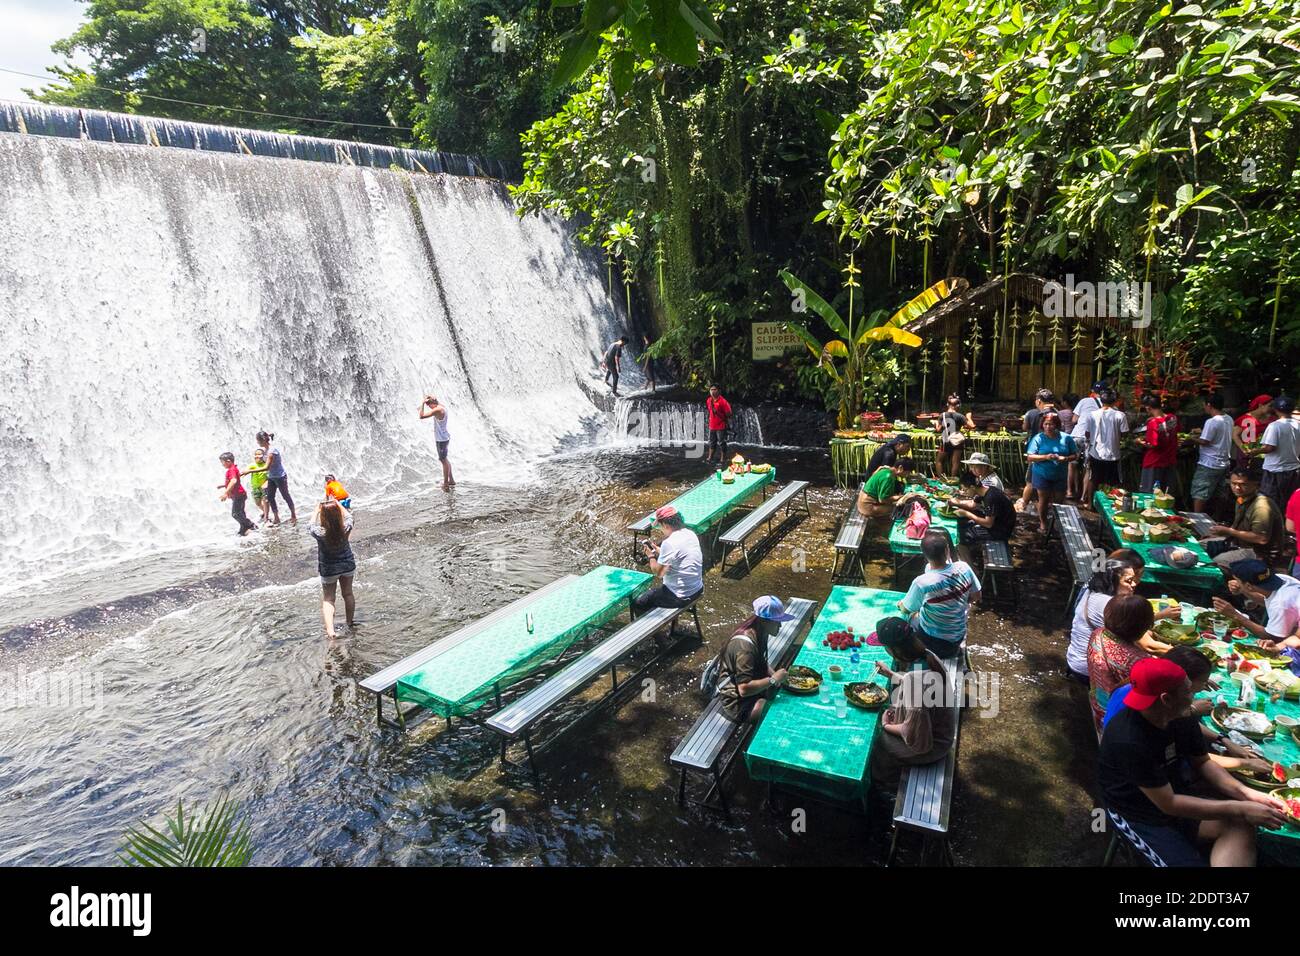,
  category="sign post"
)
[752,322,802,361]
